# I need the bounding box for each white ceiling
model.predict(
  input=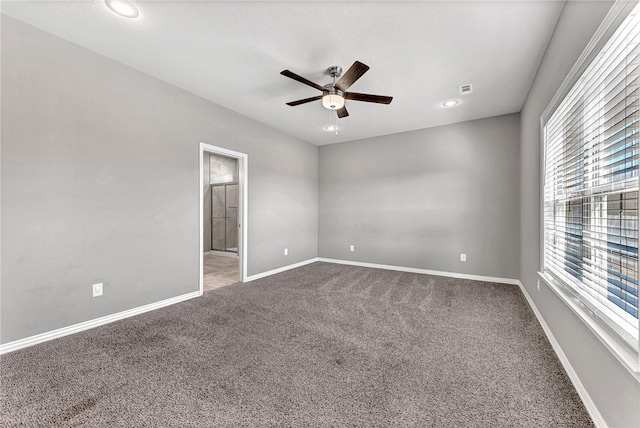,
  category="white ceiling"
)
[1,0,565,145]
